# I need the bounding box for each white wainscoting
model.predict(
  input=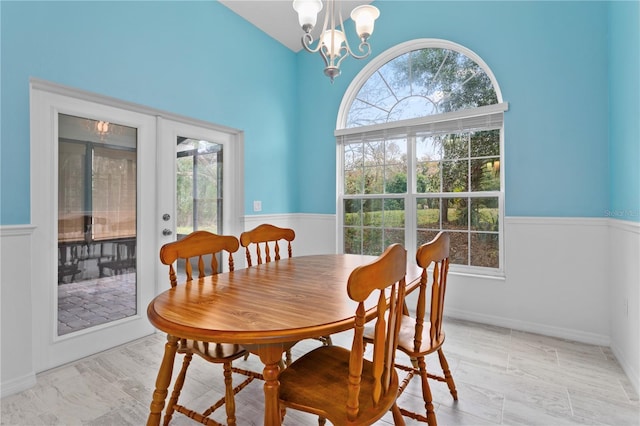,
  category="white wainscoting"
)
[1,225,37,398]
[2,215,638,396]
[608,219,640,394]
[446,217,611,345]
[244,213,337,256]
